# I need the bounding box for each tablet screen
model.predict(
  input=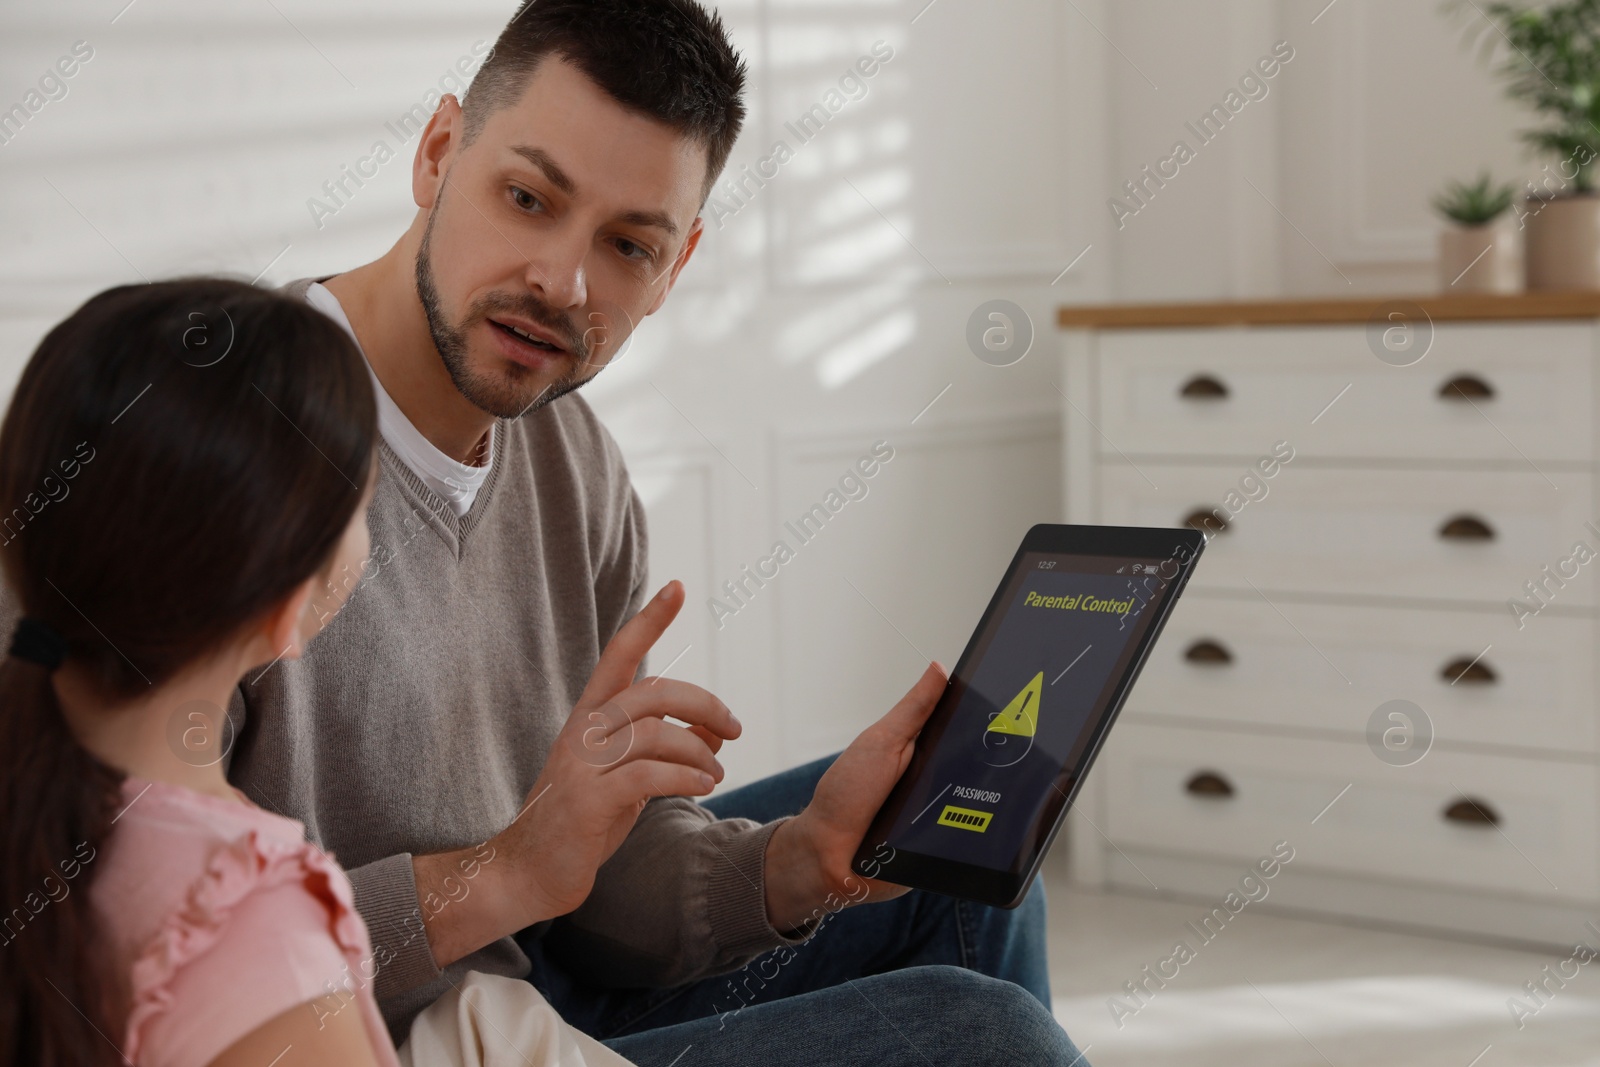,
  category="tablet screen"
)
[879,550,1183,875]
